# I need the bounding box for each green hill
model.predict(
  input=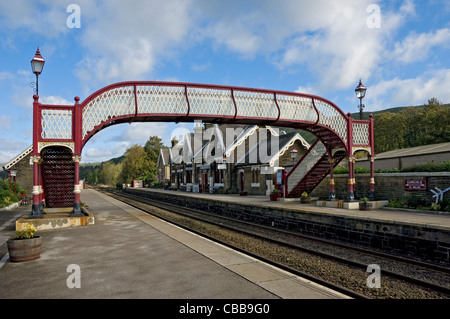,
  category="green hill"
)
[351,103,450,120]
